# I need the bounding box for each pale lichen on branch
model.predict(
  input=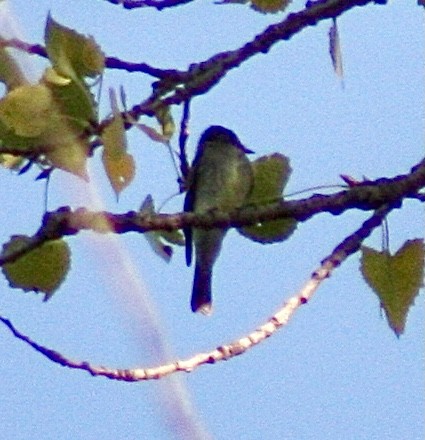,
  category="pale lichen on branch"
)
[0,203,393,381]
